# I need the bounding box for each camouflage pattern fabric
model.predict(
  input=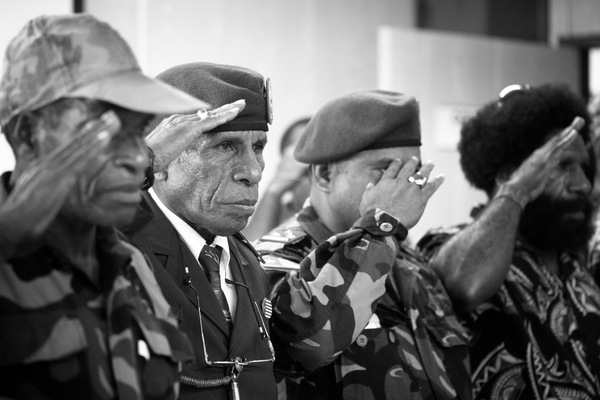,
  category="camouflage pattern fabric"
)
[254,205,472,400]
[0,176,193,400]
[0,14,142,126]
[419,222,600,400]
